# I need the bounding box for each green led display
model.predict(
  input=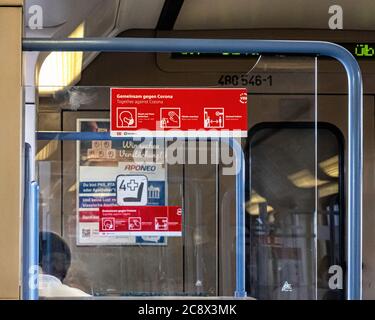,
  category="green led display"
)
[354,44,375,57]
[172,52,260,58]
[173,44,375,60]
